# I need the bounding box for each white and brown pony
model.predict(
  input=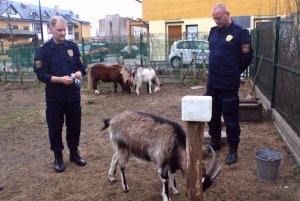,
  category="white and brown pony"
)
[132,66,161,95]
